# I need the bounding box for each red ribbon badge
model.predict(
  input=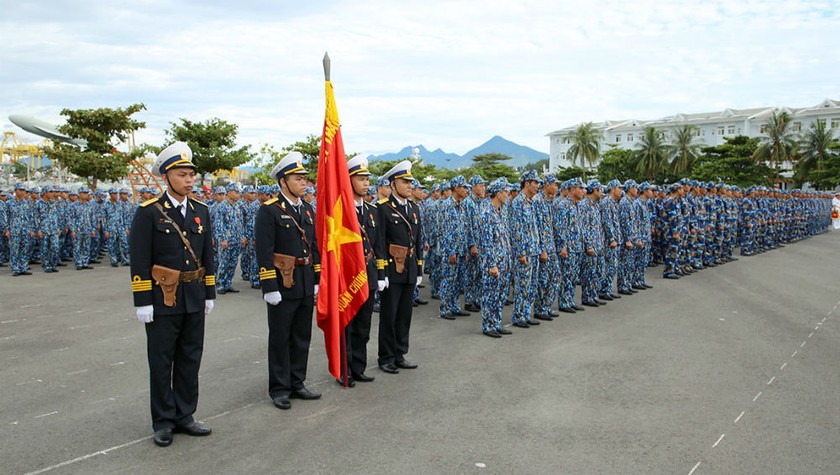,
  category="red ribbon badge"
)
[194,217,201,224]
